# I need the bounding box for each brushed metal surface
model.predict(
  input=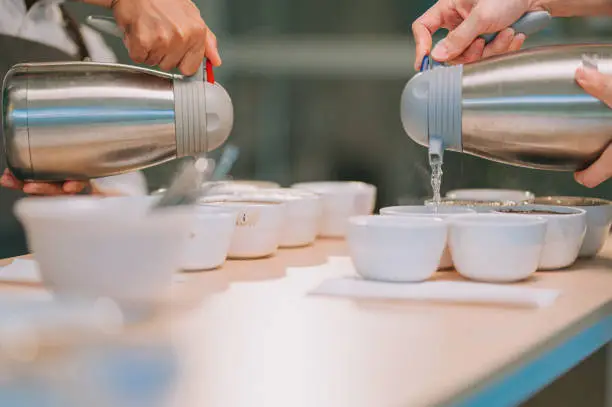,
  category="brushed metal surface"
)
[462,44,612,171]
[3,62,178,181]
